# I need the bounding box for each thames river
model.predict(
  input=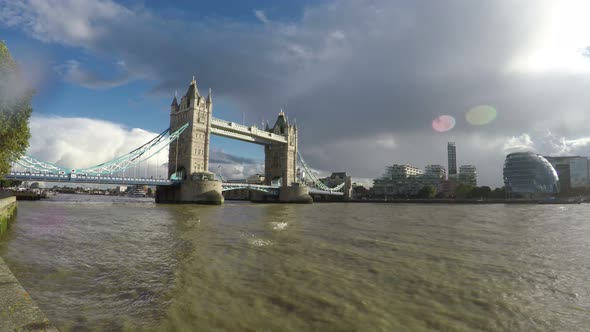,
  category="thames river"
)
[1,194,589,331]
